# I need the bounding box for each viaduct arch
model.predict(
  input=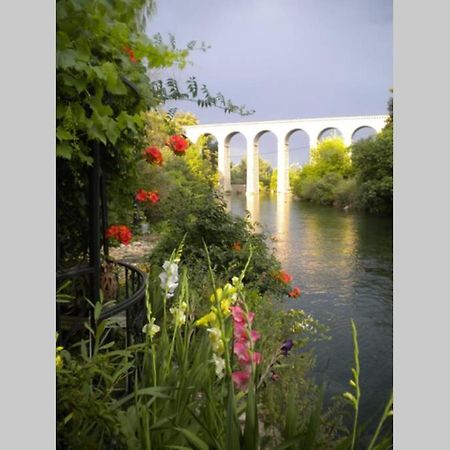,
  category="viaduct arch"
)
[184,115,388,194]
